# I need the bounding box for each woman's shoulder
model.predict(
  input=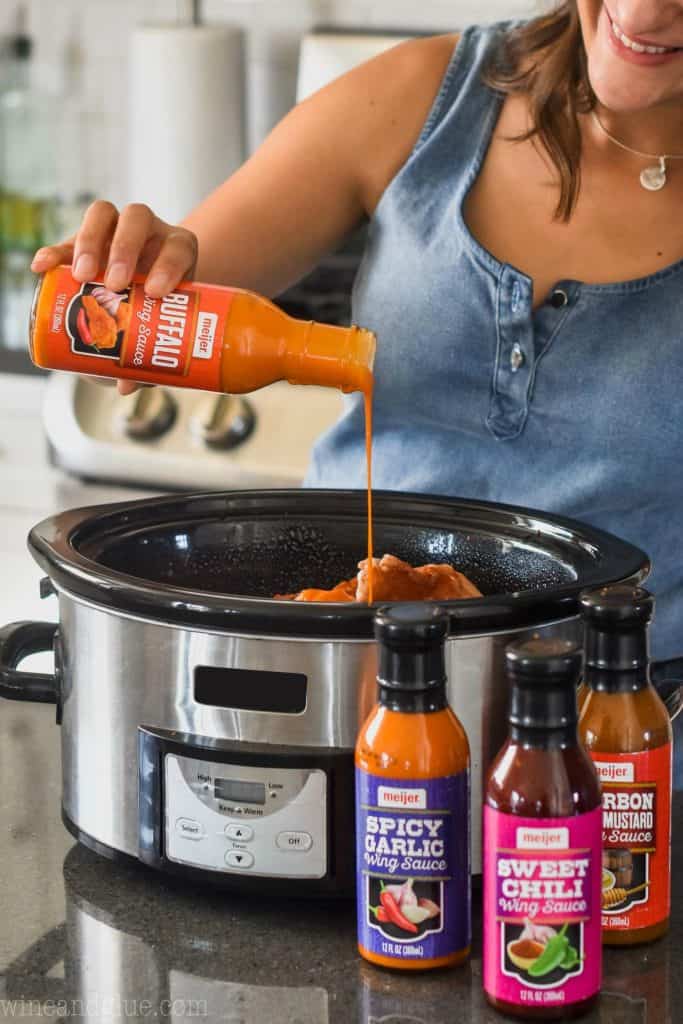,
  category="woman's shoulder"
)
[335,34,461,212]
[365,20,523,117]
[363,32,461,104]
[385,31,461,69]
[350,26,515,212]
[370,19,517,87]
[294,25,513,215]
